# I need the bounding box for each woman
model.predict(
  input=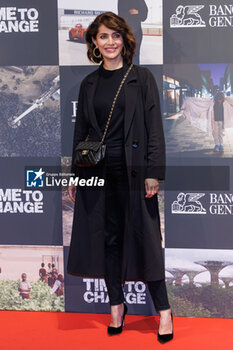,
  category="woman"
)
[68,12,173,343]
[212,92,225,153]
[181,92,233,154]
